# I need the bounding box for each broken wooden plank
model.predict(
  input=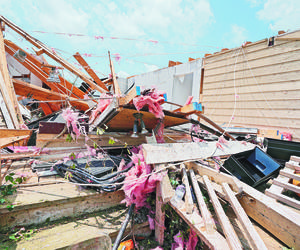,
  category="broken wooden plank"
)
[12,78,89,111]
[118,86,140,106]
[0,88,13,128]
[273,178,300,194]
[142,141,255,165]
[169,198,230,250]
[189,169,215,234]
[173,102,203,116]
[290,155,300,163]
[280,169,300,181]
[73,52,108,91]
[203,175,243,250]
[108,51,121,95]
[181,164,194,214]
[194,163,300,249]
[155,165,165,246]
[222,183,267,250]
[0,135,30,148]
[156,164,174,203]
[0,26,22,128]
[196,113,235,141]
[0,16,107,94]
